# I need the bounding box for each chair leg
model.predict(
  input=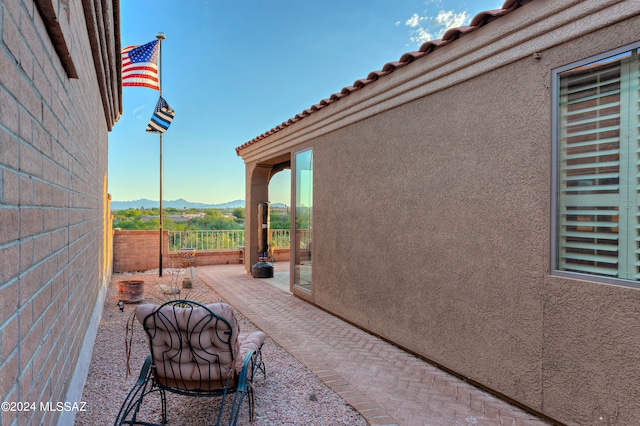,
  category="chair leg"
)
[229,385,251,426]
[214,372,234,426]
[246,350,263,423]
[114,355,164,426]
[250,347,266,381]
[227,350,262,425]
[159,388,167,425]
[247,385,255,422]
